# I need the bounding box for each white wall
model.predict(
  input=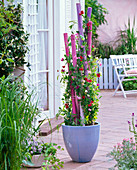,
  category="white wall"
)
[97,0,137,44]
